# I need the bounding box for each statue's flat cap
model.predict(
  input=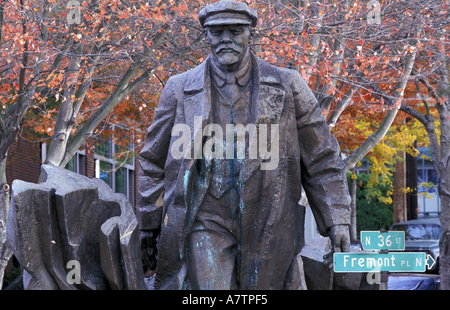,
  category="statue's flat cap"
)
[199,0,258,28]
